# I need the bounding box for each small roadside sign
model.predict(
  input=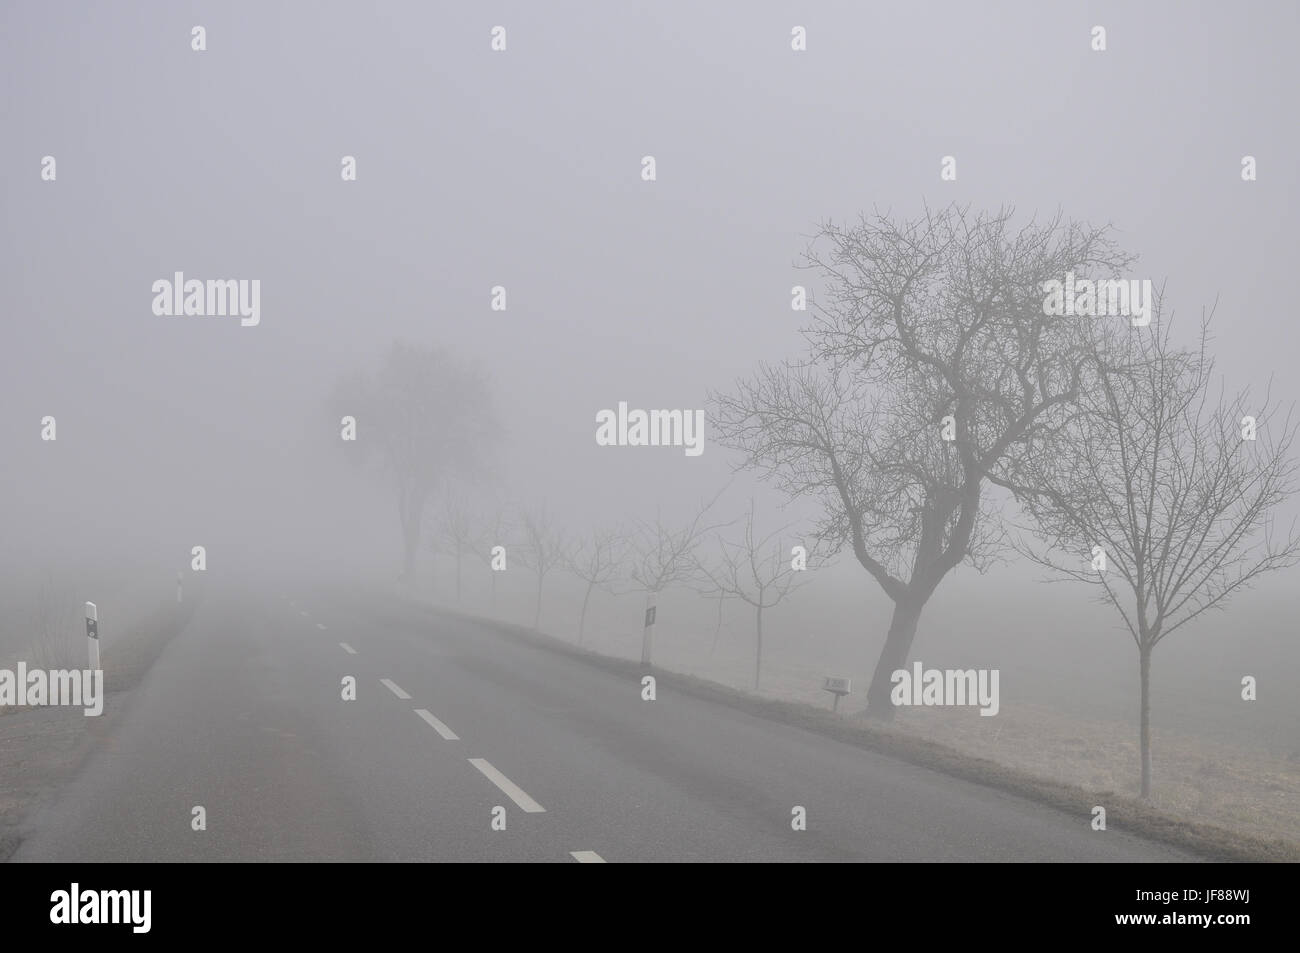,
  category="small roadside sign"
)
[823,675,851,712]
